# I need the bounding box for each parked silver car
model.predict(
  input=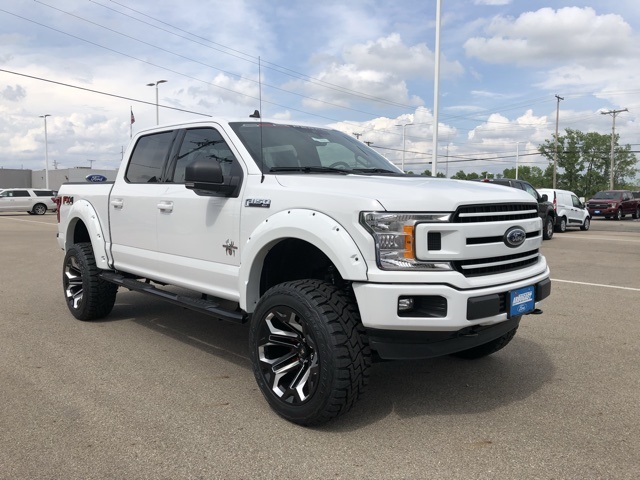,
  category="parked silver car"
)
[0,188,58,215]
